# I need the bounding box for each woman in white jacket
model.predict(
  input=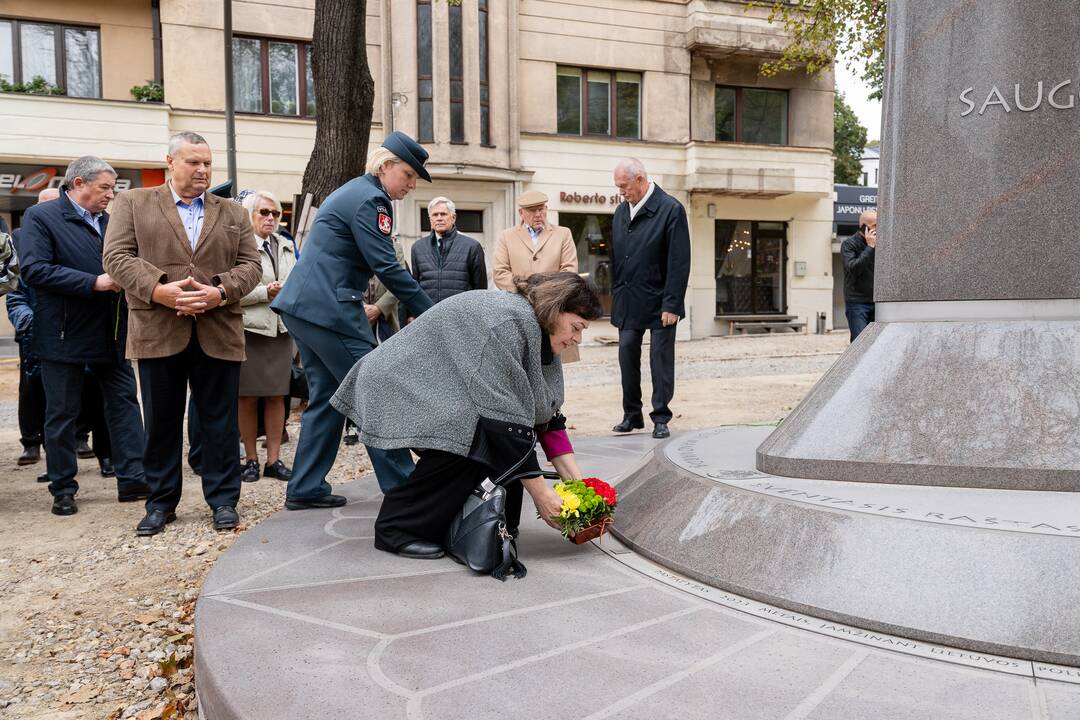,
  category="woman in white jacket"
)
[237,191,297,483]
